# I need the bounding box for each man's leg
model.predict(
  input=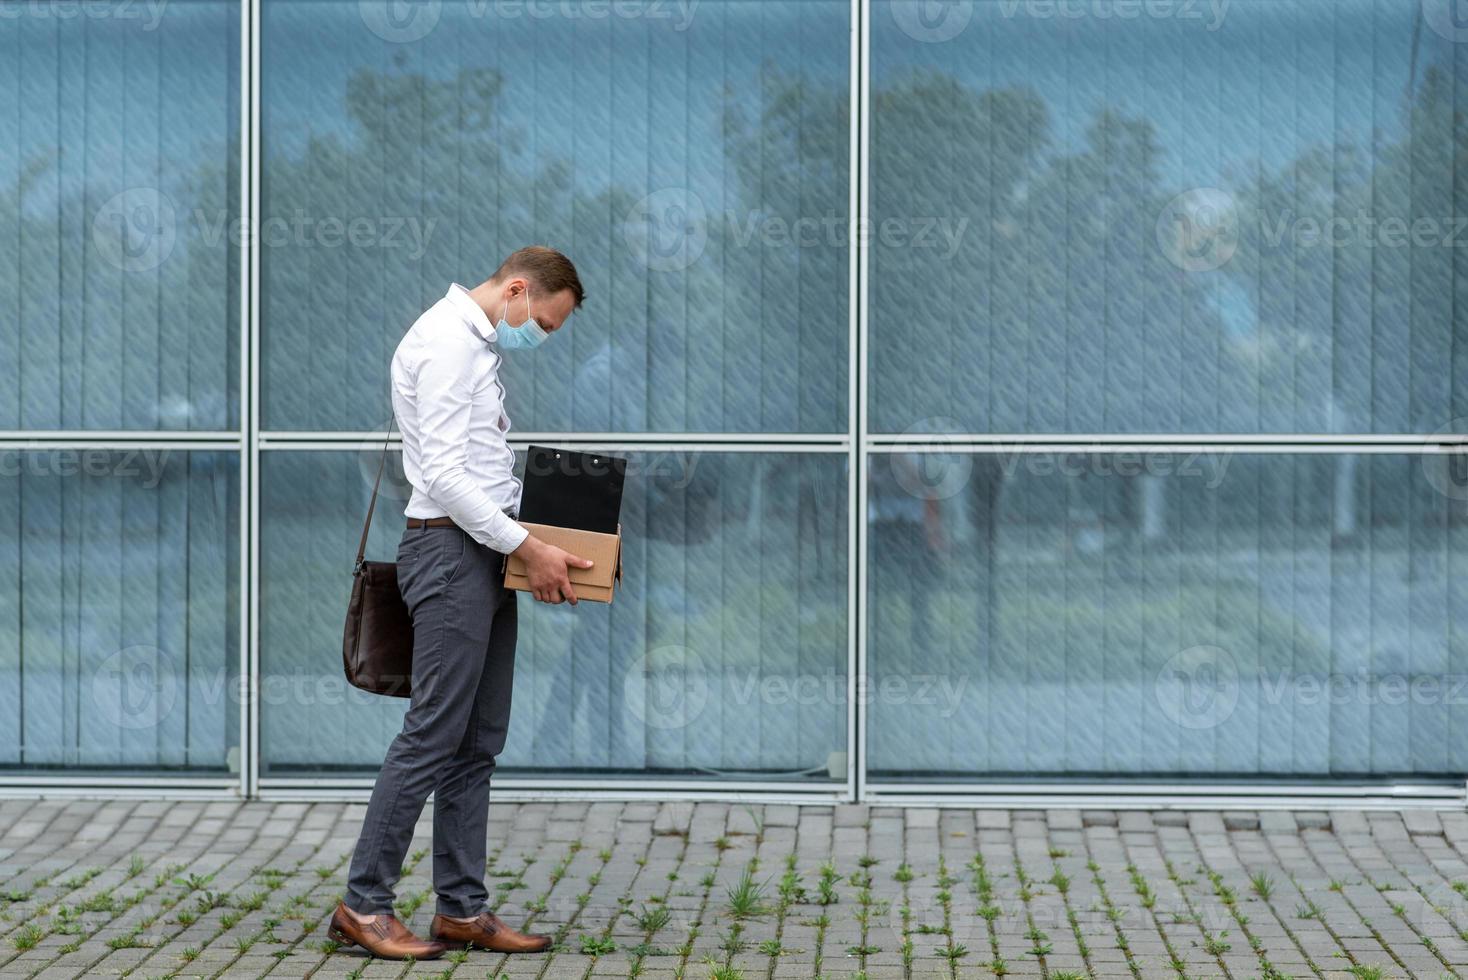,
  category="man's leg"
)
[430,577,518,917]
[343,527,498,915]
